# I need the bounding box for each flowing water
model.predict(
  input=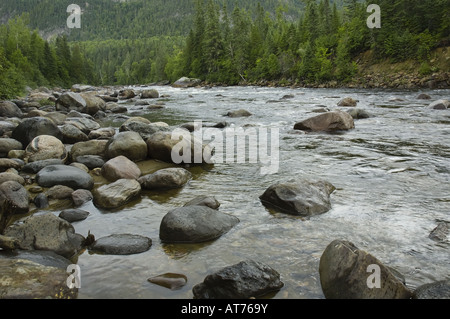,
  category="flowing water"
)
[59,85,448,299]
